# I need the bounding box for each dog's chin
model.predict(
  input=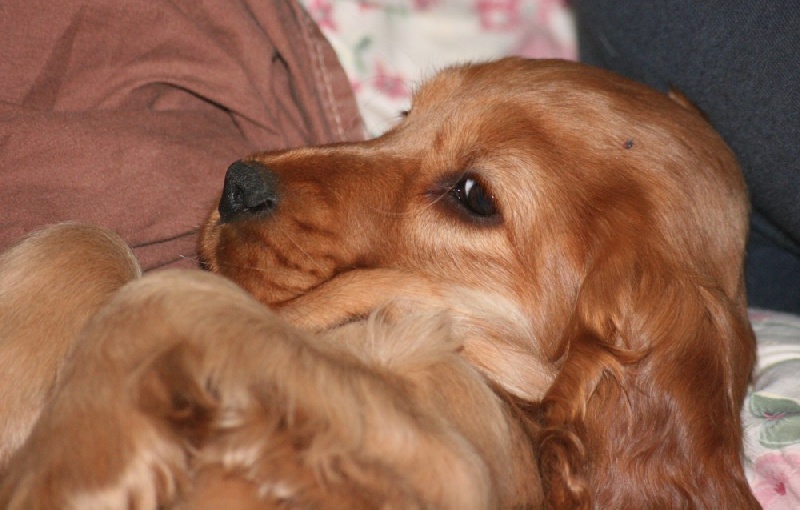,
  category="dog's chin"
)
[269,272,382,332]
[197,210,222,272]
[272,267,448,334]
